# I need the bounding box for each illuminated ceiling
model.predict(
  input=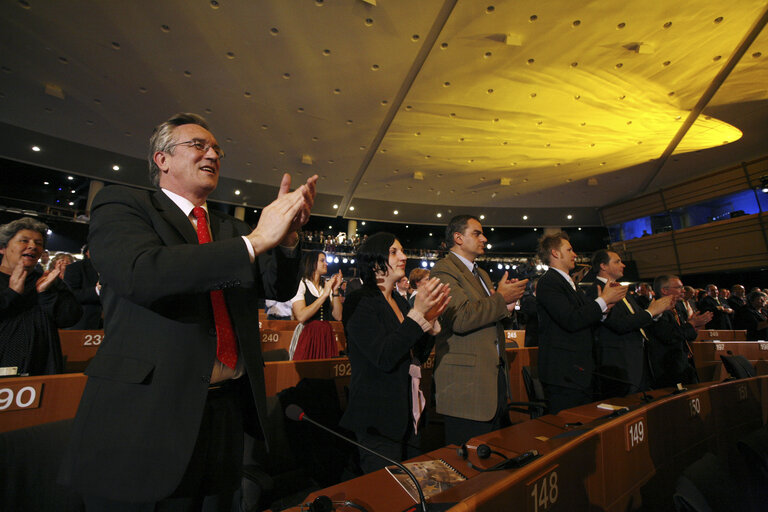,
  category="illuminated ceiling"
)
[0,0,766,226]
